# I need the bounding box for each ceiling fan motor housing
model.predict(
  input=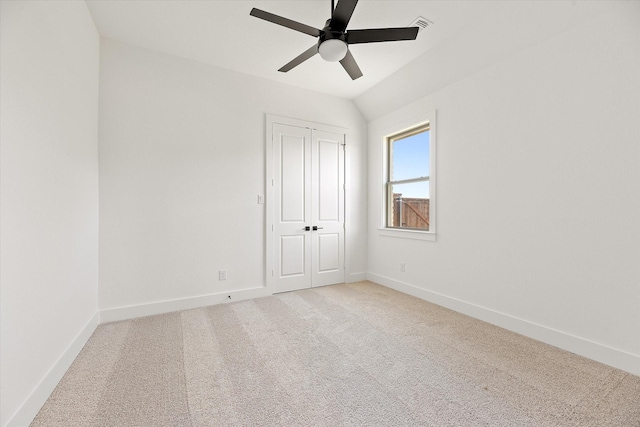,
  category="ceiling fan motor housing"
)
[318,21,348,62]
[318,39,348,62]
